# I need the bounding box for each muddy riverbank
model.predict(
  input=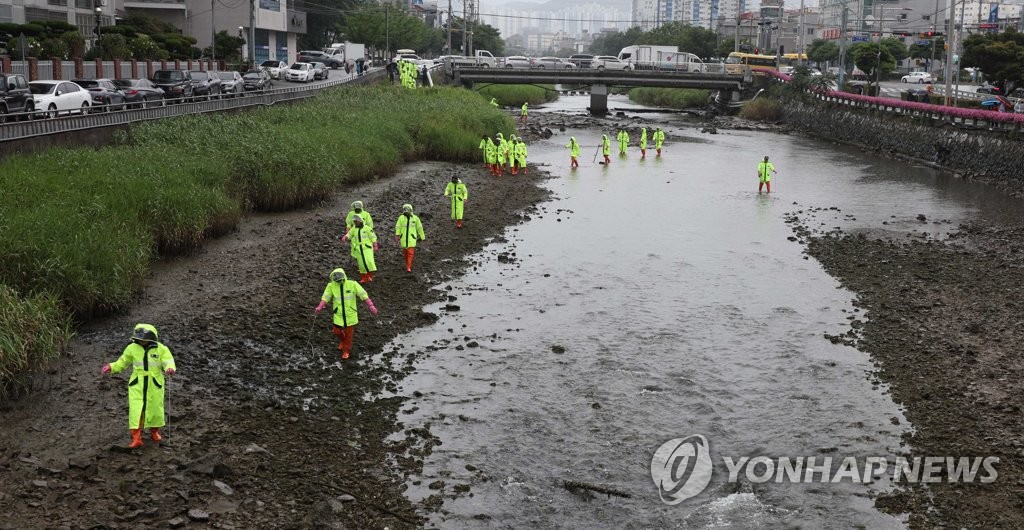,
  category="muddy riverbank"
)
[0,159,549,529]
[797,218,1024,528]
